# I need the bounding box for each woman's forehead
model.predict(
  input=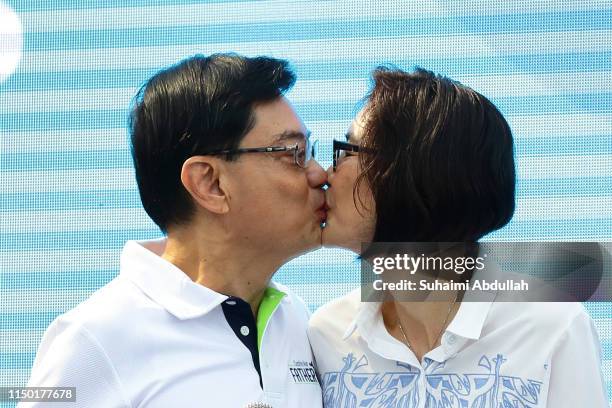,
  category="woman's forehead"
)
[347,108,368,143]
